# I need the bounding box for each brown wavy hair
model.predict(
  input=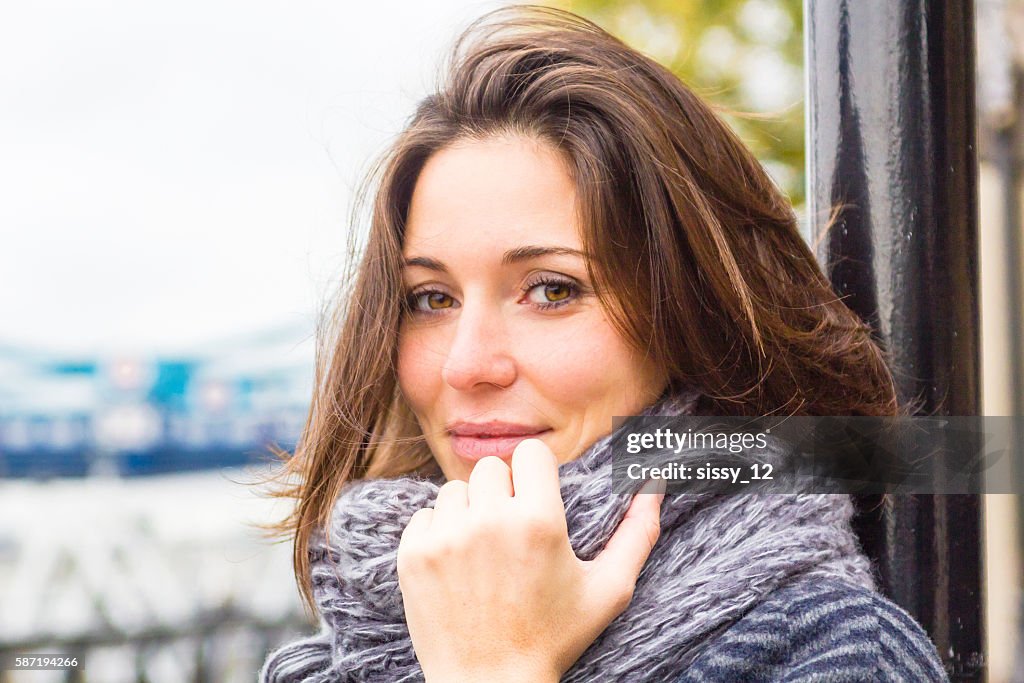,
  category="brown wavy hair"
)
[261,5,901,617]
